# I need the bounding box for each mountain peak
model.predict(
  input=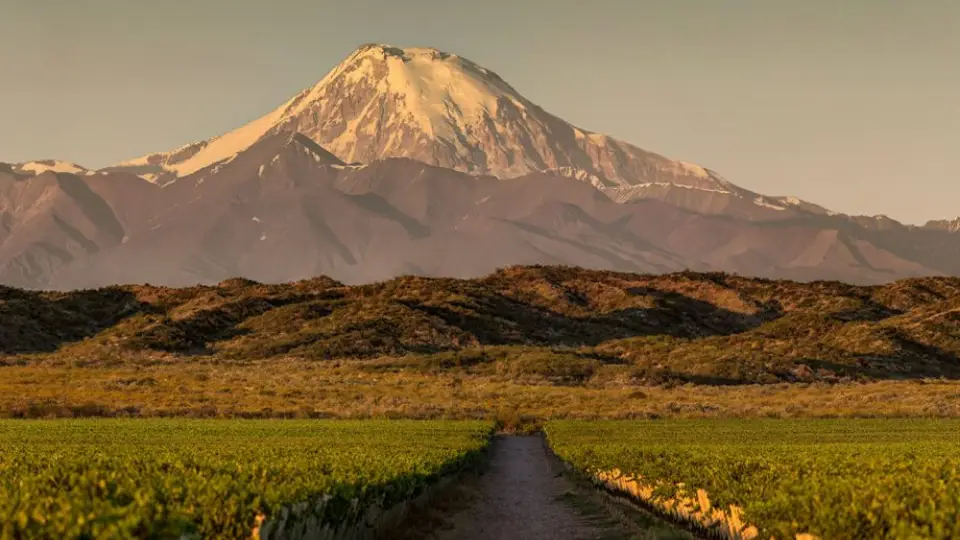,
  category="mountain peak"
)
[344,44,514,86]
[352,43,452,60]
[349,43,492,71]
[289,43,525,145]
[111,44,733,198]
